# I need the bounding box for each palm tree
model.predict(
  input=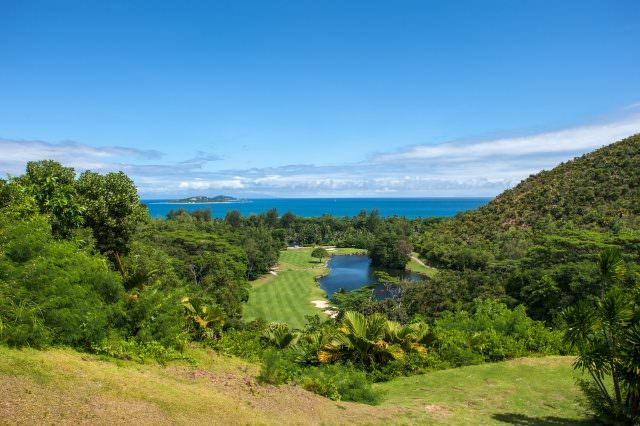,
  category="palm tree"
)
[597,248,625,296]
[563,287,639,421]
[181,297,225,340]
[319,311,428,367]
[292,330,332,365]
[262,322,299,349]
[384,321,429,355]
